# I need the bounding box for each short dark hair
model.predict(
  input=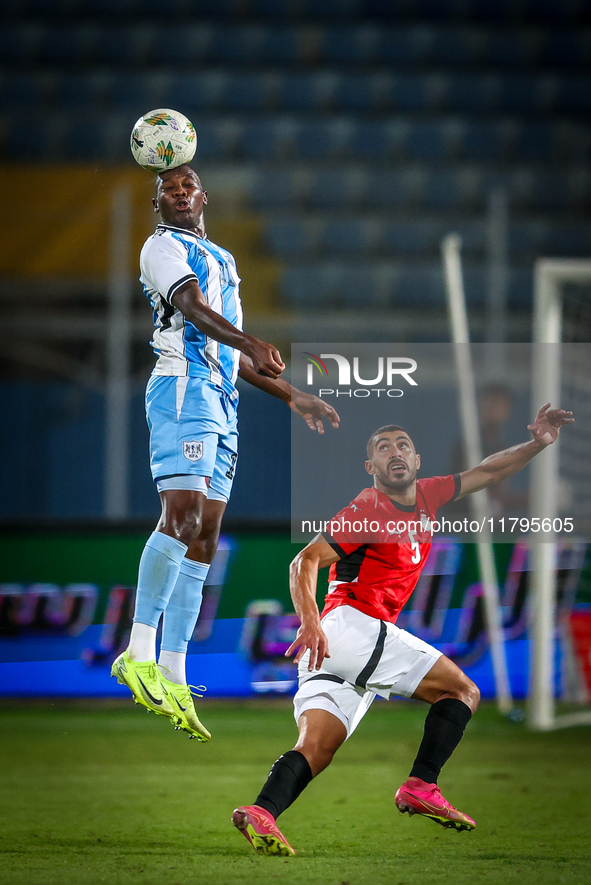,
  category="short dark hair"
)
[366,425,413,458]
